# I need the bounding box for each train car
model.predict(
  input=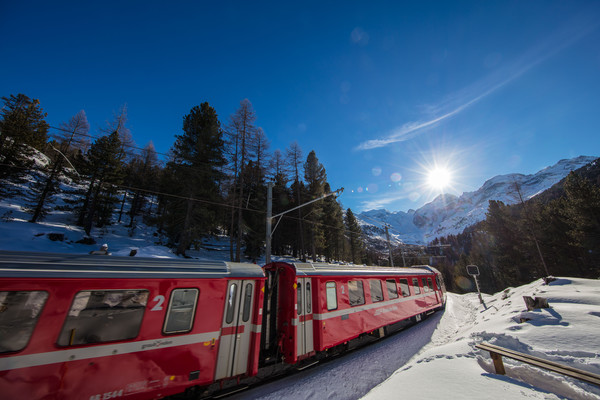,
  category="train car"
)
[0,251,266,400]
[260,262,446,365]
